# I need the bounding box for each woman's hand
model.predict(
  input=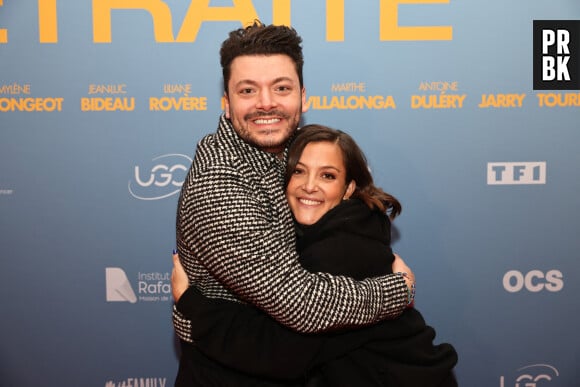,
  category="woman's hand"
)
[392,253,415,290]
[171,251,189,303]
